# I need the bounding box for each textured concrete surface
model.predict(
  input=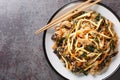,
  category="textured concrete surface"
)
[0,0,120,80]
